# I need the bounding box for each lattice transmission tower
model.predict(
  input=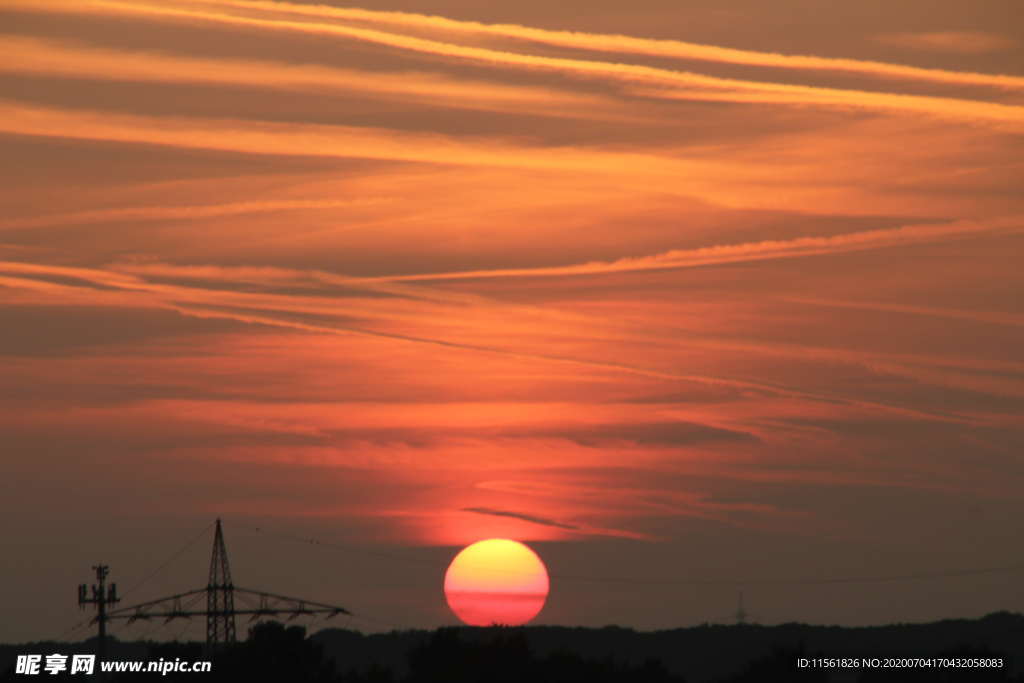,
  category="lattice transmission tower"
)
[206,519,236,646]
[77,518,350,654]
